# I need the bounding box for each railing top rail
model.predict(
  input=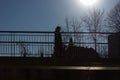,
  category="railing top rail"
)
[61,32,115,34]
[0,31,54,33]
[0,31,115,34]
